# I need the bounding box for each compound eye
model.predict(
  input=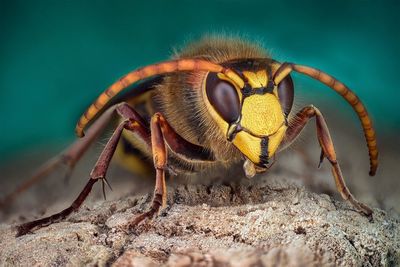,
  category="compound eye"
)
[206,72,240,123]
[277,74,294,116]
